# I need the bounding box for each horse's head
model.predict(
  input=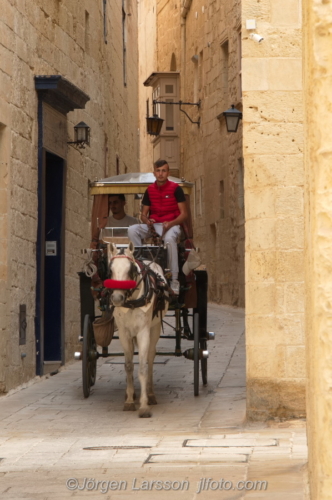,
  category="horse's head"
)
[106,242,138,307]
